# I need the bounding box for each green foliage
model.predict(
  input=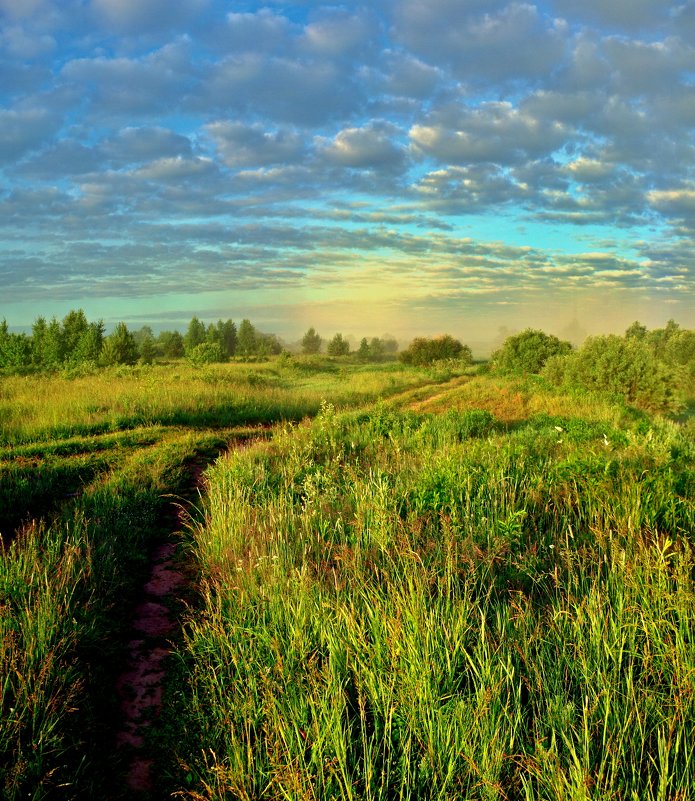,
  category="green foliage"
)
[158,330,185,358]
[184,316,207,354]
[0,321,31,371]
[301,326,322,355]
[400,334,472,366]
[544,334,683,414]
[100,322,138,366]
[492,328,572,374]
[187,341,225,365]
[327,332,350,356]
[236,318,257,357]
